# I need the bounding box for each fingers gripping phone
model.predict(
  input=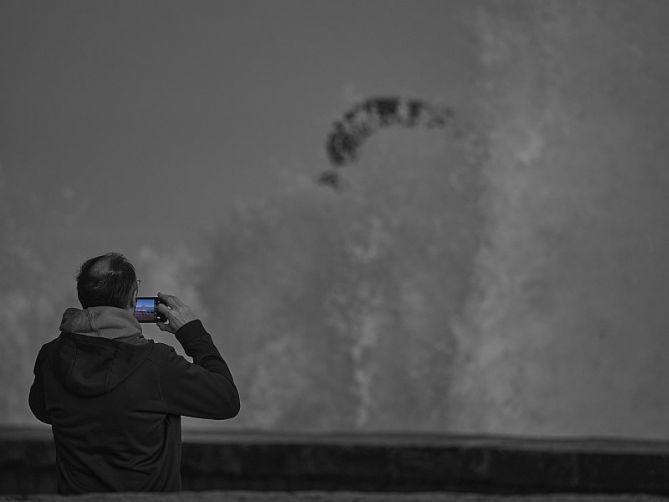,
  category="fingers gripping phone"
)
[134,297,167,323]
